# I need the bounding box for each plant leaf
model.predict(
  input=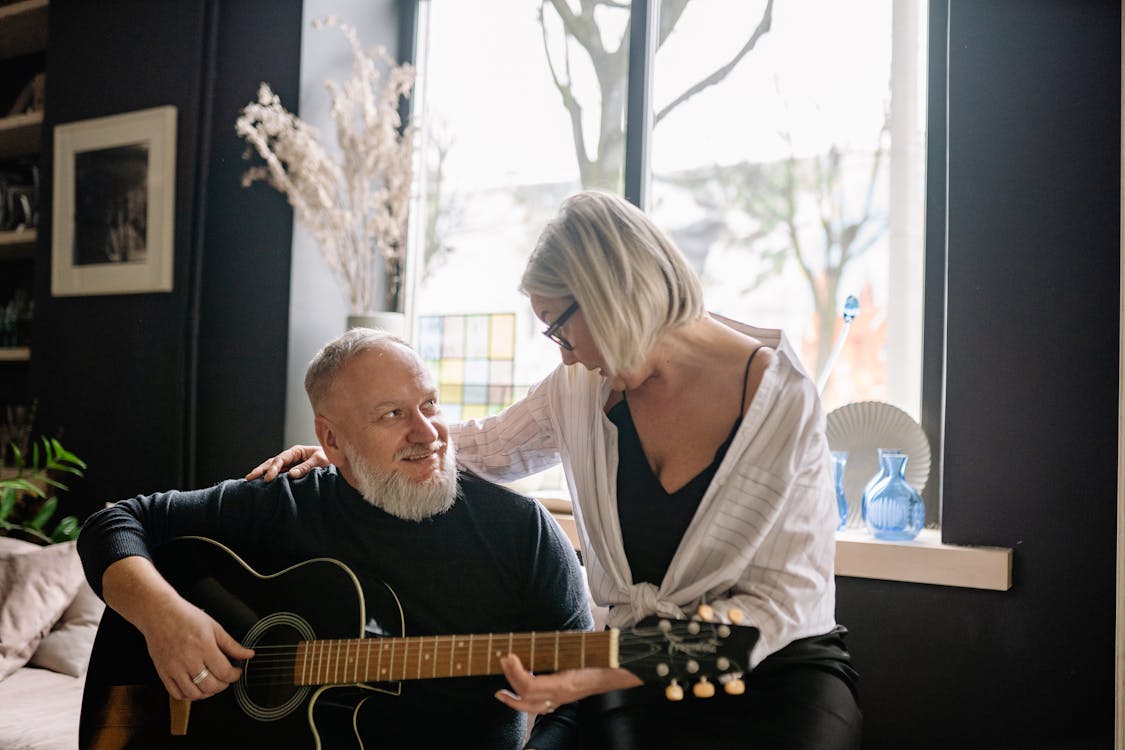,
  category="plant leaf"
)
[28,496,58,530]
[50,516,80,543]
